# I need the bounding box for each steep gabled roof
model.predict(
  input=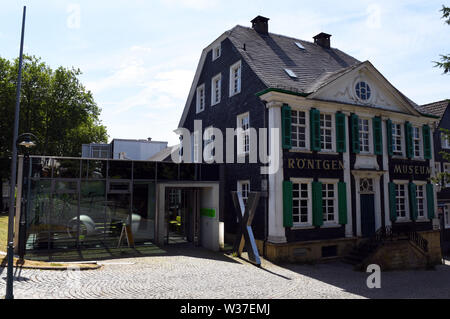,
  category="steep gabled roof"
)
[417,99,450,121]
[227,25,360,94]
